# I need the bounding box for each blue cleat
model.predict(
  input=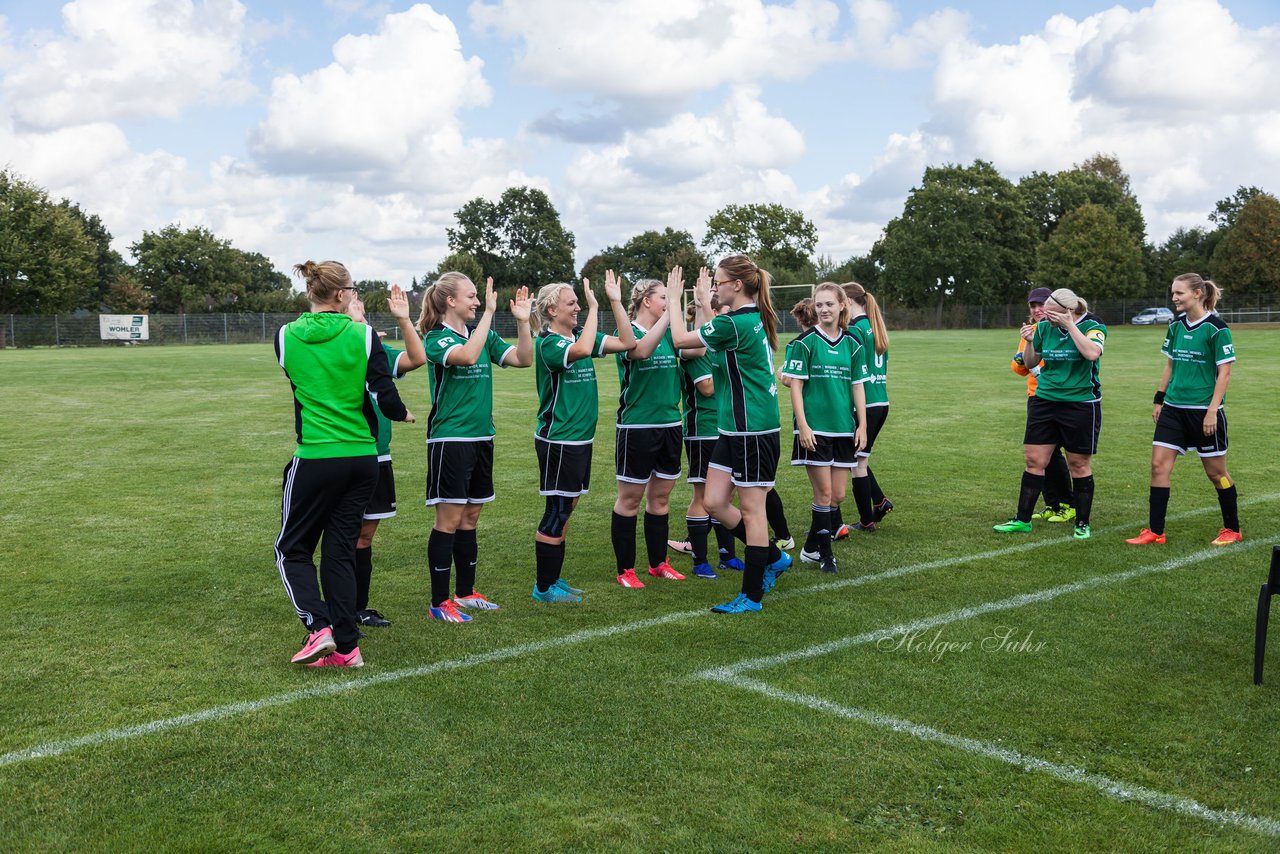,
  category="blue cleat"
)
[718,557,745,572]
[692,562,718,579]
[553,578,584,595]
[532,584,582,603]
[710,593,762,614]
[762,550,793,593]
